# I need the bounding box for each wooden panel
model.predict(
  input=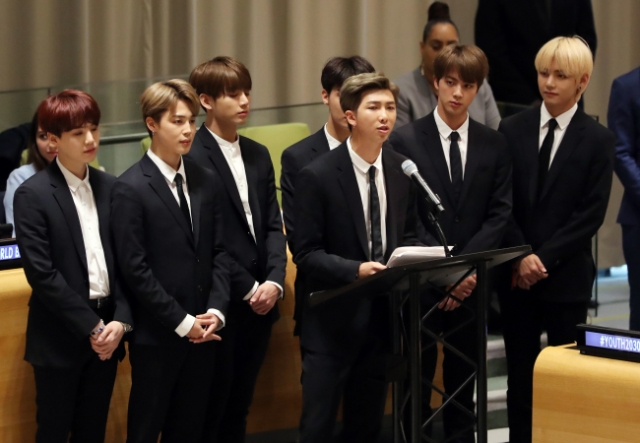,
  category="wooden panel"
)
[533,345,640,443]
